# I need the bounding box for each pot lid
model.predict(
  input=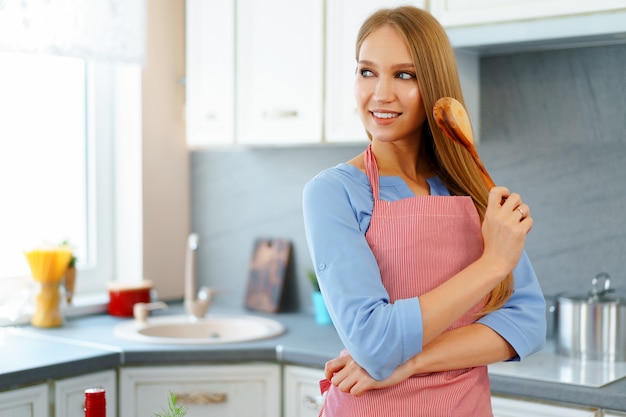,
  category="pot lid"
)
[558,272,625,303]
